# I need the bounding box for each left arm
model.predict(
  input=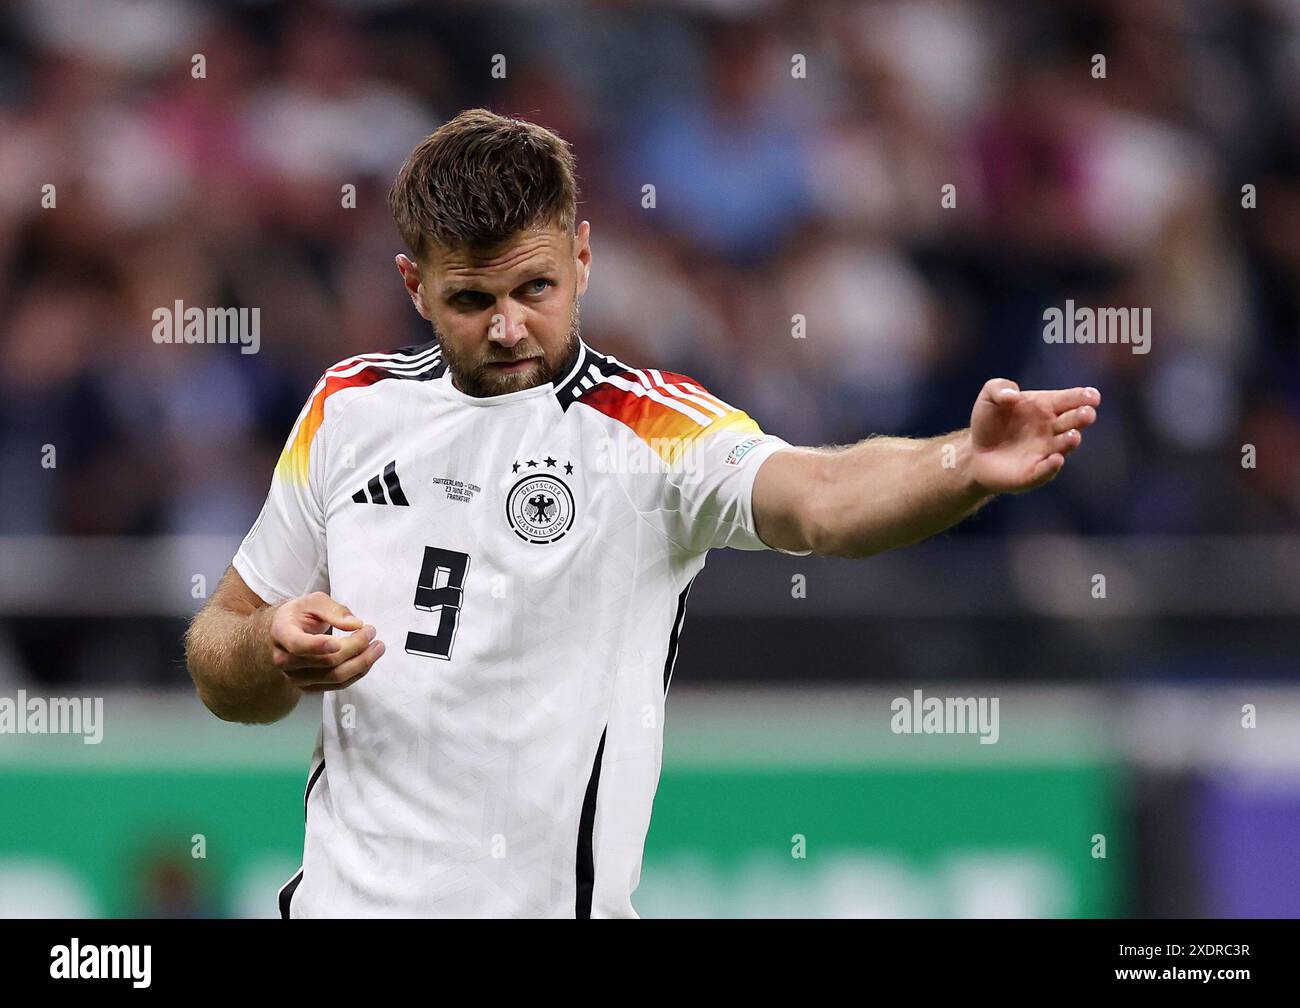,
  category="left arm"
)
[753,379,1101,558]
